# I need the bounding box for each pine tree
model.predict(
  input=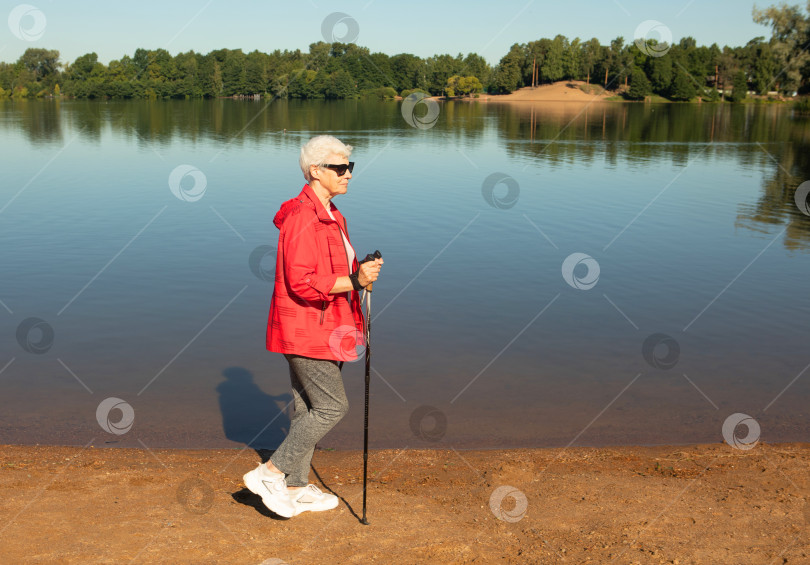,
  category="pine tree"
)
[627,68,651,100]
[731,70,748,102]
[670,71,697,101]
